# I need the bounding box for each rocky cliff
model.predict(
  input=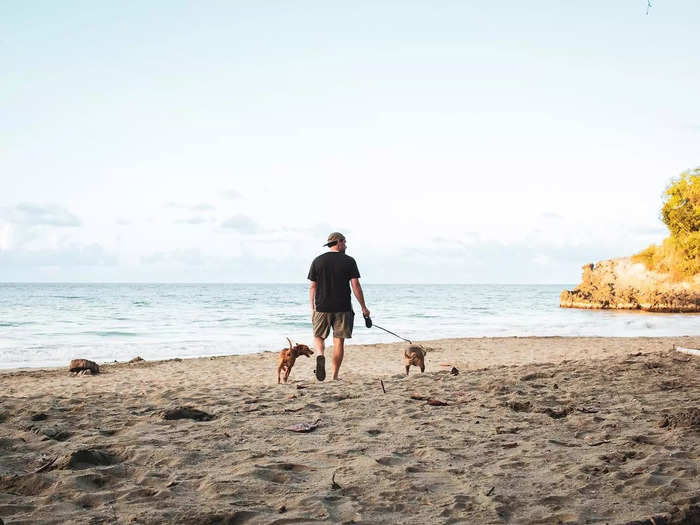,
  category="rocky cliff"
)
[560,258,700,312]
